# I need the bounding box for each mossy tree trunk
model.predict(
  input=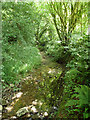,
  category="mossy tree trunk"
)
[49,2,87,46]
